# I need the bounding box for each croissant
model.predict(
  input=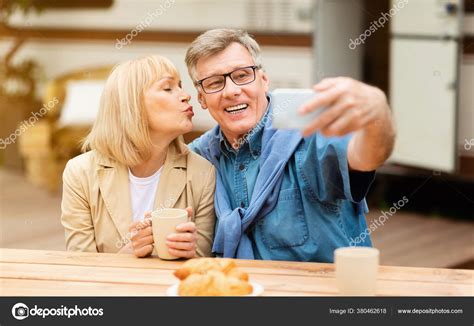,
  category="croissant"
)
[178,270,252,296]
[174,258,253,296]
[174,258,239,280]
